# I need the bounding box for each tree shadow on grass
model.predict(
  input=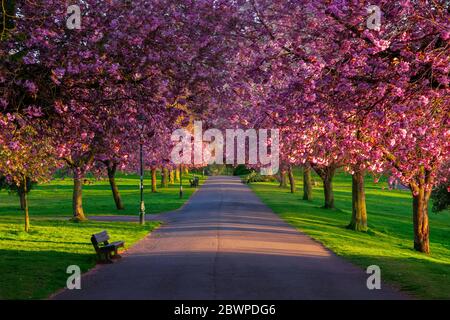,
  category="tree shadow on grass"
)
[0,248,95,300]
[343,253,450,299]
